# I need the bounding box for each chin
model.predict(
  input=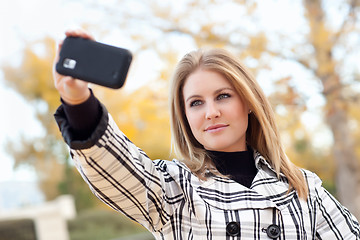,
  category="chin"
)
[205,145,230,152]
